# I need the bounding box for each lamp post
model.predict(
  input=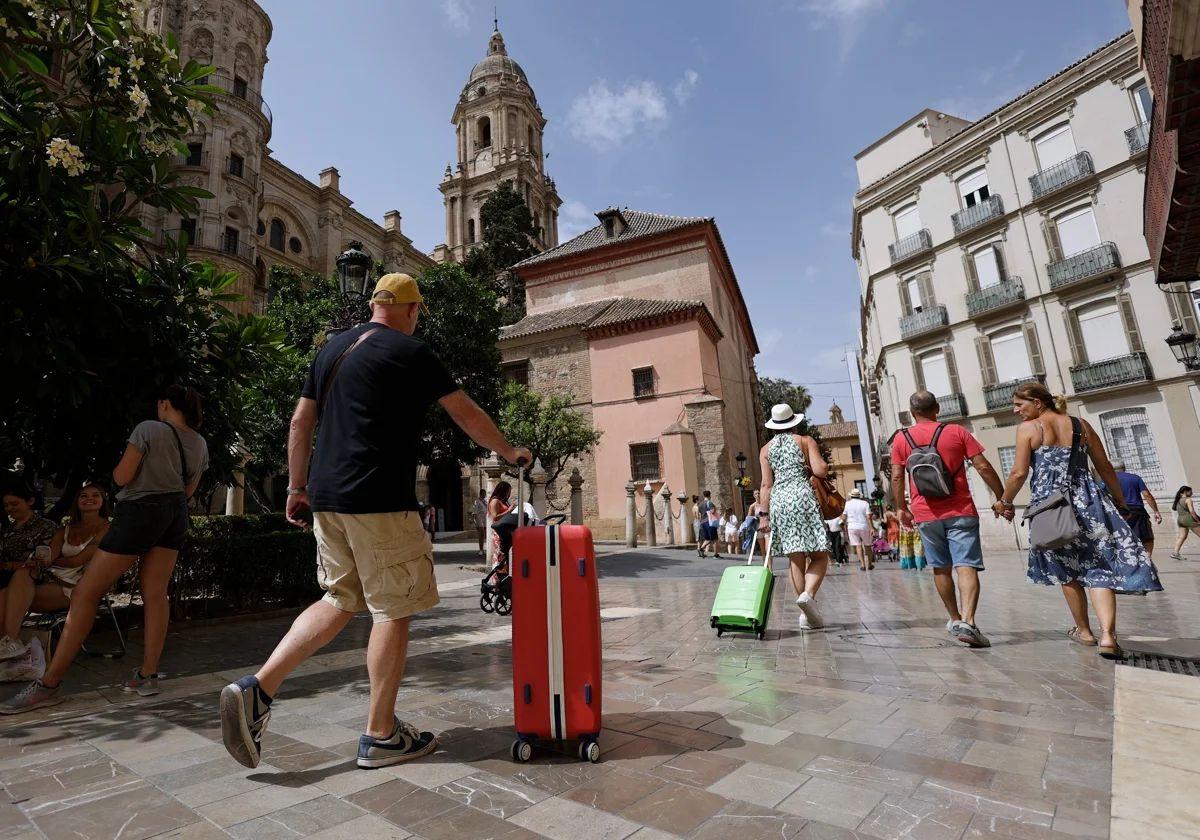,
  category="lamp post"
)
[1166,321,1200,371]
[735,451,748,515]
[329,240,372,336]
